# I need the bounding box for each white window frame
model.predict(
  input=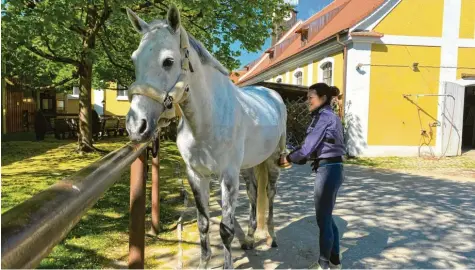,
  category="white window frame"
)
[293,67,304,85]
[318,57,335,86]
[275,75,284,83]
[117,84,129,101]
[68,86,80,99]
